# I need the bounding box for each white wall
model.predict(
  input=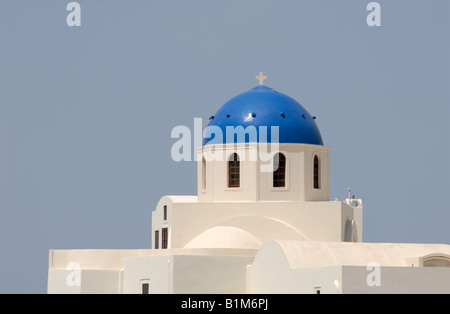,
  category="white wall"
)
[47,269,122,294]
[248,240,450,294]
[123,255,173,294]
[152,197,362,249]
[197,143,330,203]
[248,265,344,294]
[47,249,154,294]
[48,247,256,294]
[172,255,254,294]
[47,269,81,294]
[250,264,450,294]
[246,238,298,294]
[152,196,197,249]
[123,253,254,294]
[249,254,450,294]
[341,266,450,294]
